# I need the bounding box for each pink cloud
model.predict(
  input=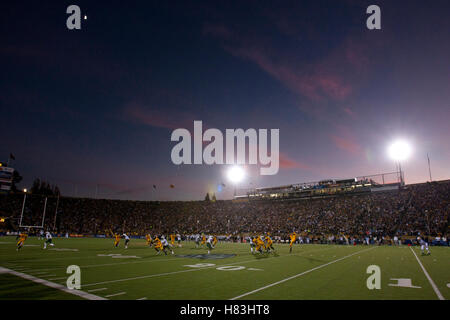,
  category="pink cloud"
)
[330,134,362,155]
[204,21,381,121]
[343,107,356,118]
[224,45,352,103]
[279,152,311,170]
